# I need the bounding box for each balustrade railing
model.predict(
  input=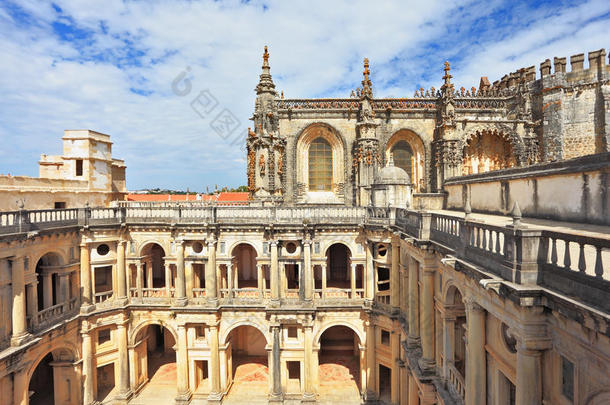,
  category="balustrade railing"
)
[192,288,206,298]
[94,290,113,304]
[541,231,609,280]
[447,363,465,400]
[34,297,78,330]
